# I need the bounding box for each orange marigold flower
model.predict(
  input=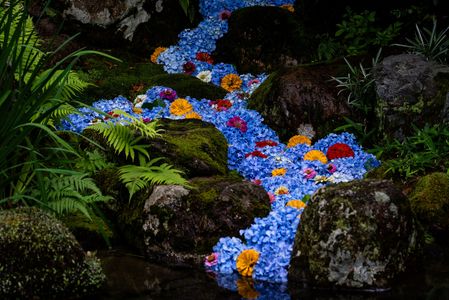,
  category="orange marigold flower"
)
[287,135,312,148]
[150,47,167,63]
[304,150,328,164]
[236,249,260,277]
[132,107,143,114]
[185,111,202,120]
[286,200,307,210]
[221,73,243,92]
[280,4,295,12]
[170,98,193,116]
[237,278,260,299]
[275,186,289,195]
[271,168,287,177]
